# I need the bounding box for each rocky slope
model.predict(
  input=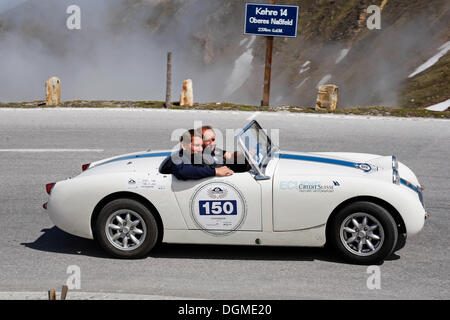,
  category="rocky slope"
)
[0,0,448,108]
